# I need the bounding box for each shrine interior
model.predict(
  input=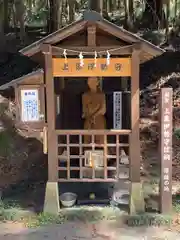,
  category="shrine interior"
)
[54,77,131,183]
[54,77,131,131]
